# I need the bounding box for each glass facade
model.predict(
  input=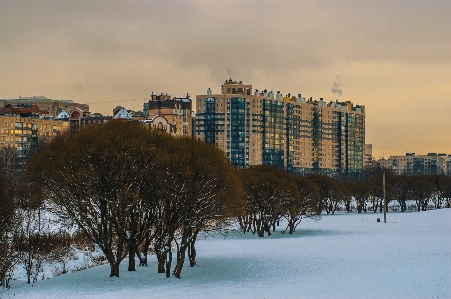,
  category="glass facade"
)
[262,100,284,168]
[203,97,217,144]
[228,97,248,167]
[344,113,364,175]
